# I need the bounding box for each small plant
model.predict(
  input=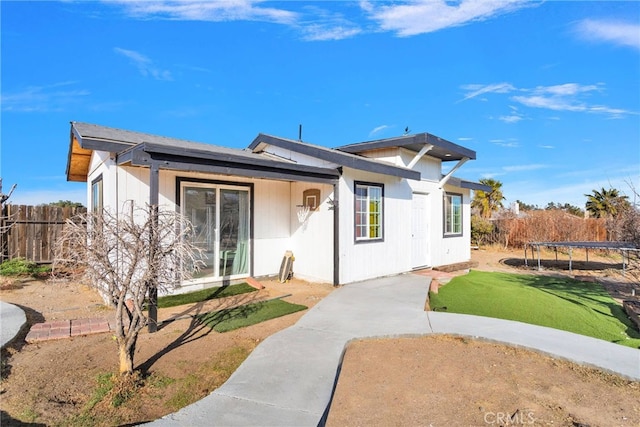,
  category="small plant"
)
[0,258,50,277]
